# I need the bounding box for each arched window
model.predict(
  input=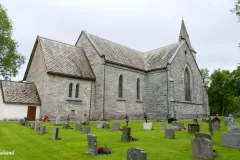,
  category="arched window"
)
[68,83,73,98]
[184,68,191,101]
[137,78,140,100]
[118,75,123,98]
[75,84,79,98]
